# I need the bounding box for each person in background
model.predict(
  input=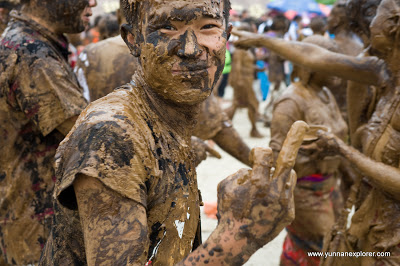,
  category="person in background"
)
[0,0,96,264]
